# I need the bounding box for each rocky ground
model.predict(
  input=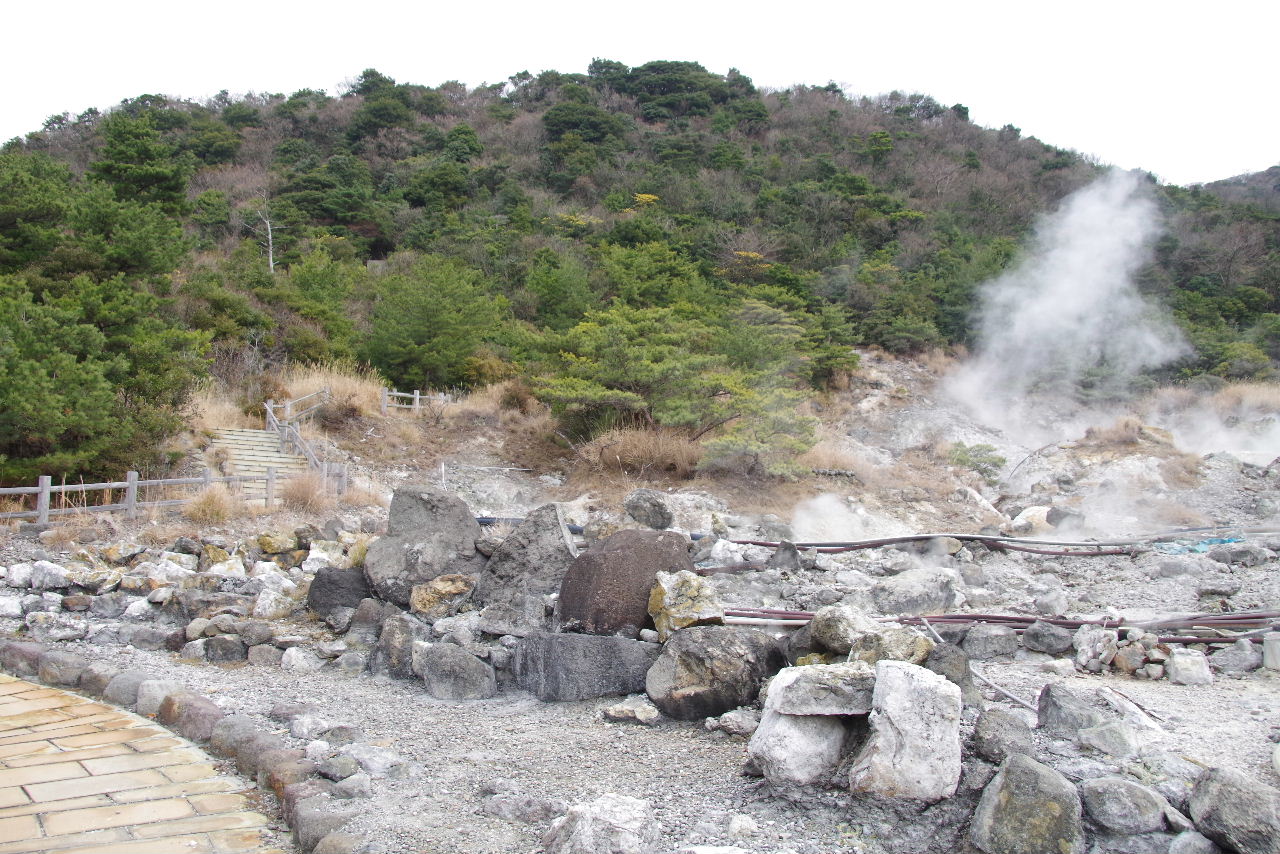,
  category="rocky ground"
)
[2,354,1278,854]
